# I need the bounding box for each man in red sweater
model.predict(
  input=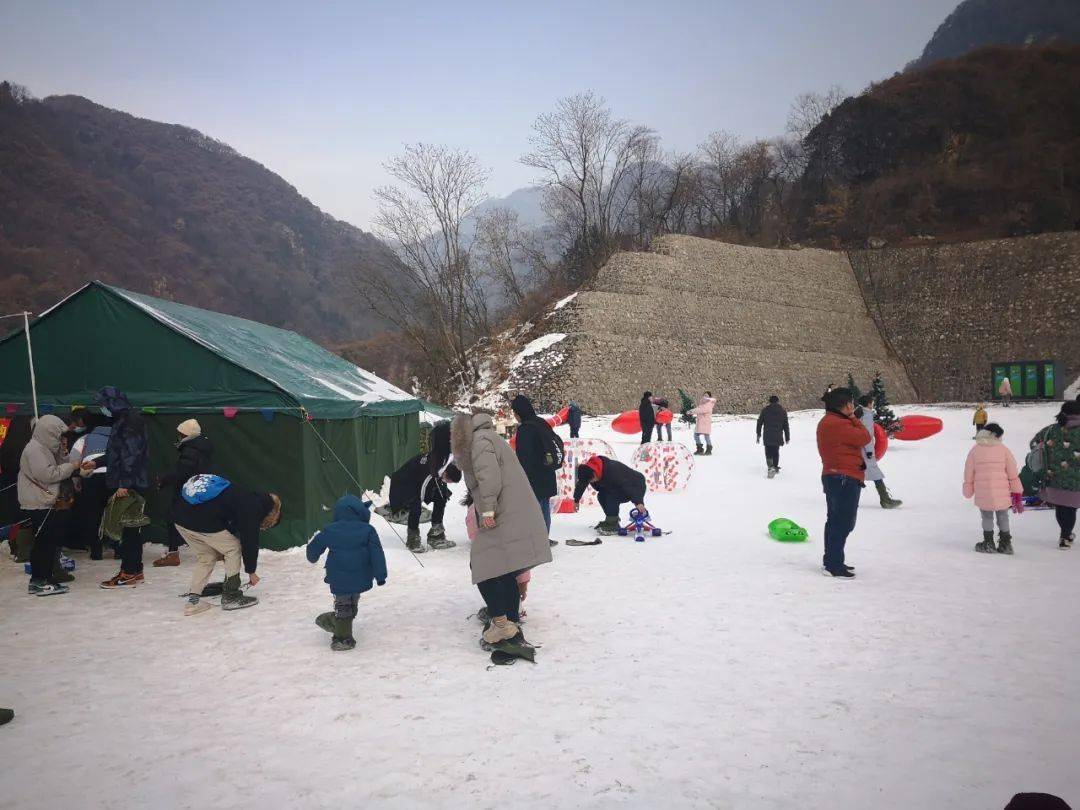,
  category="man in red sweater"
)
[816,388,872,578]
